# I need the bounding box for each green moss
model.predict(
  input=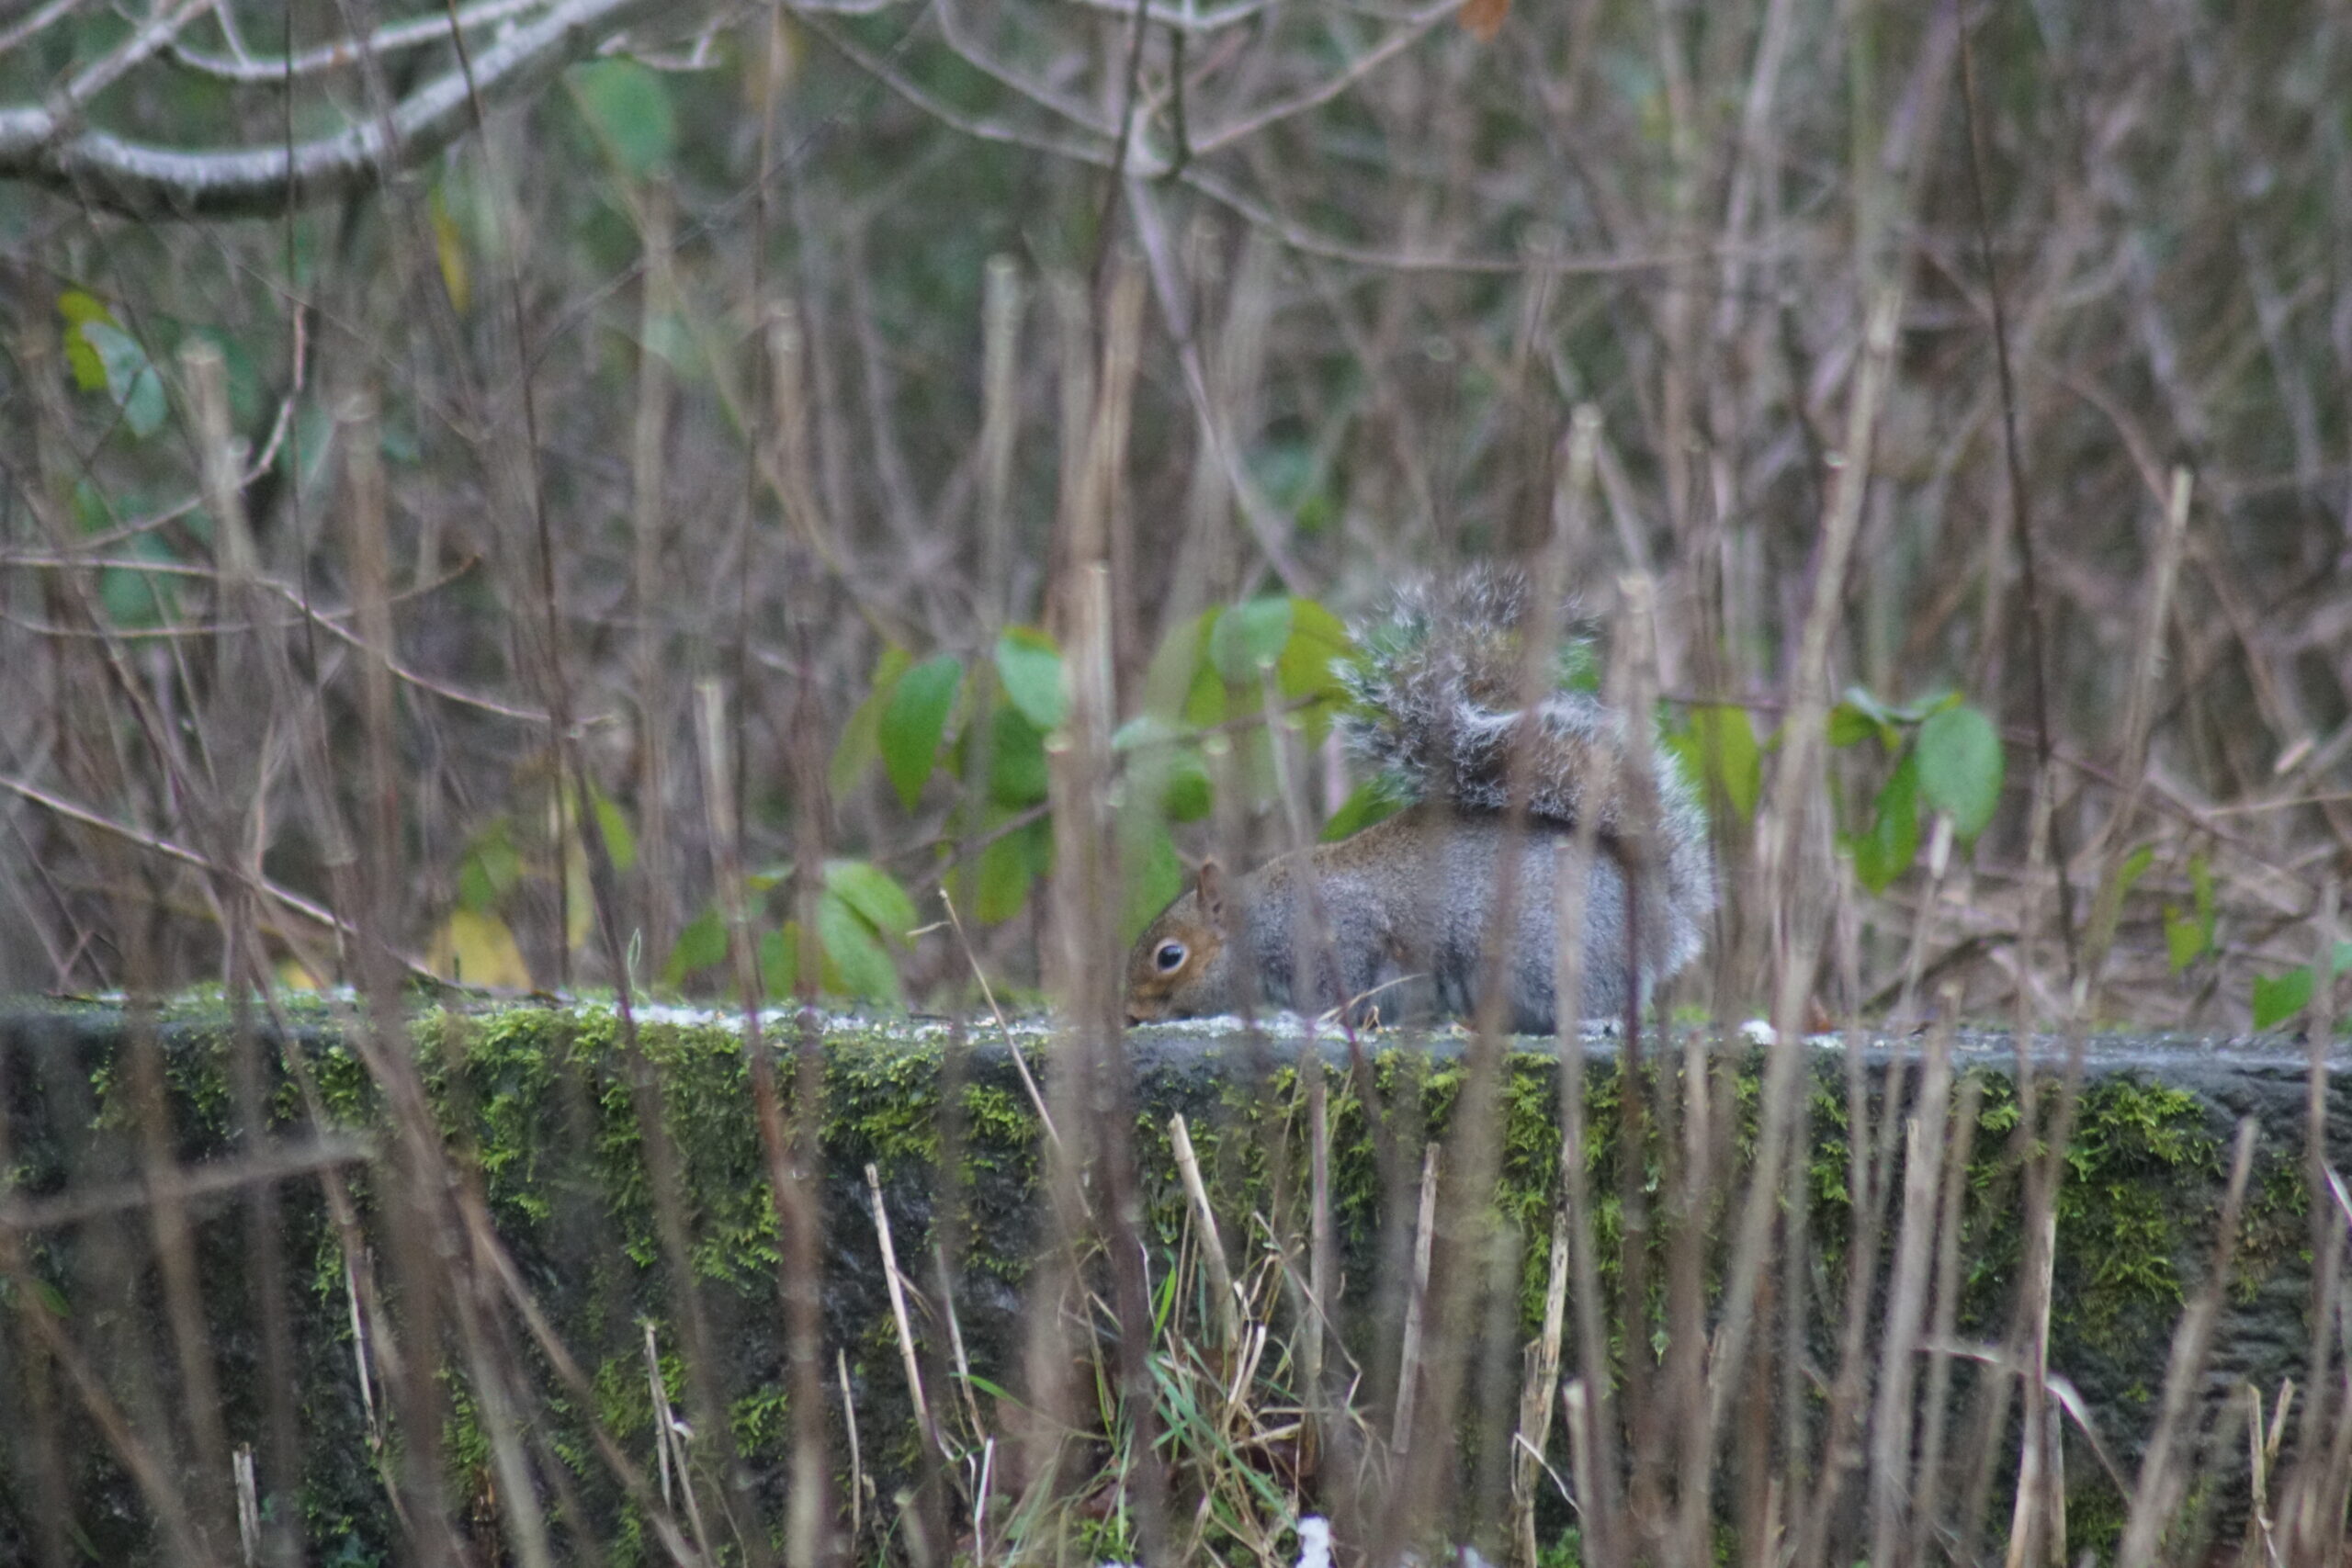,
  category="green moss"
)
[0,1004,2314,1566]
